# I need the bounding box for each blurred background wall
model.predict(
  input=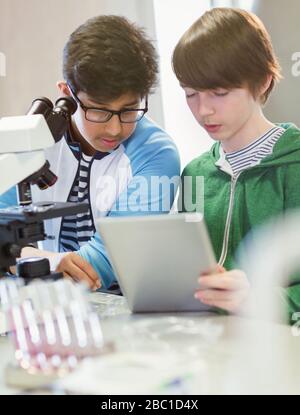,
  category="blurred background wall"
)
[0,0,299,169]
[253,0,300,126]
[0,0,162,124]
